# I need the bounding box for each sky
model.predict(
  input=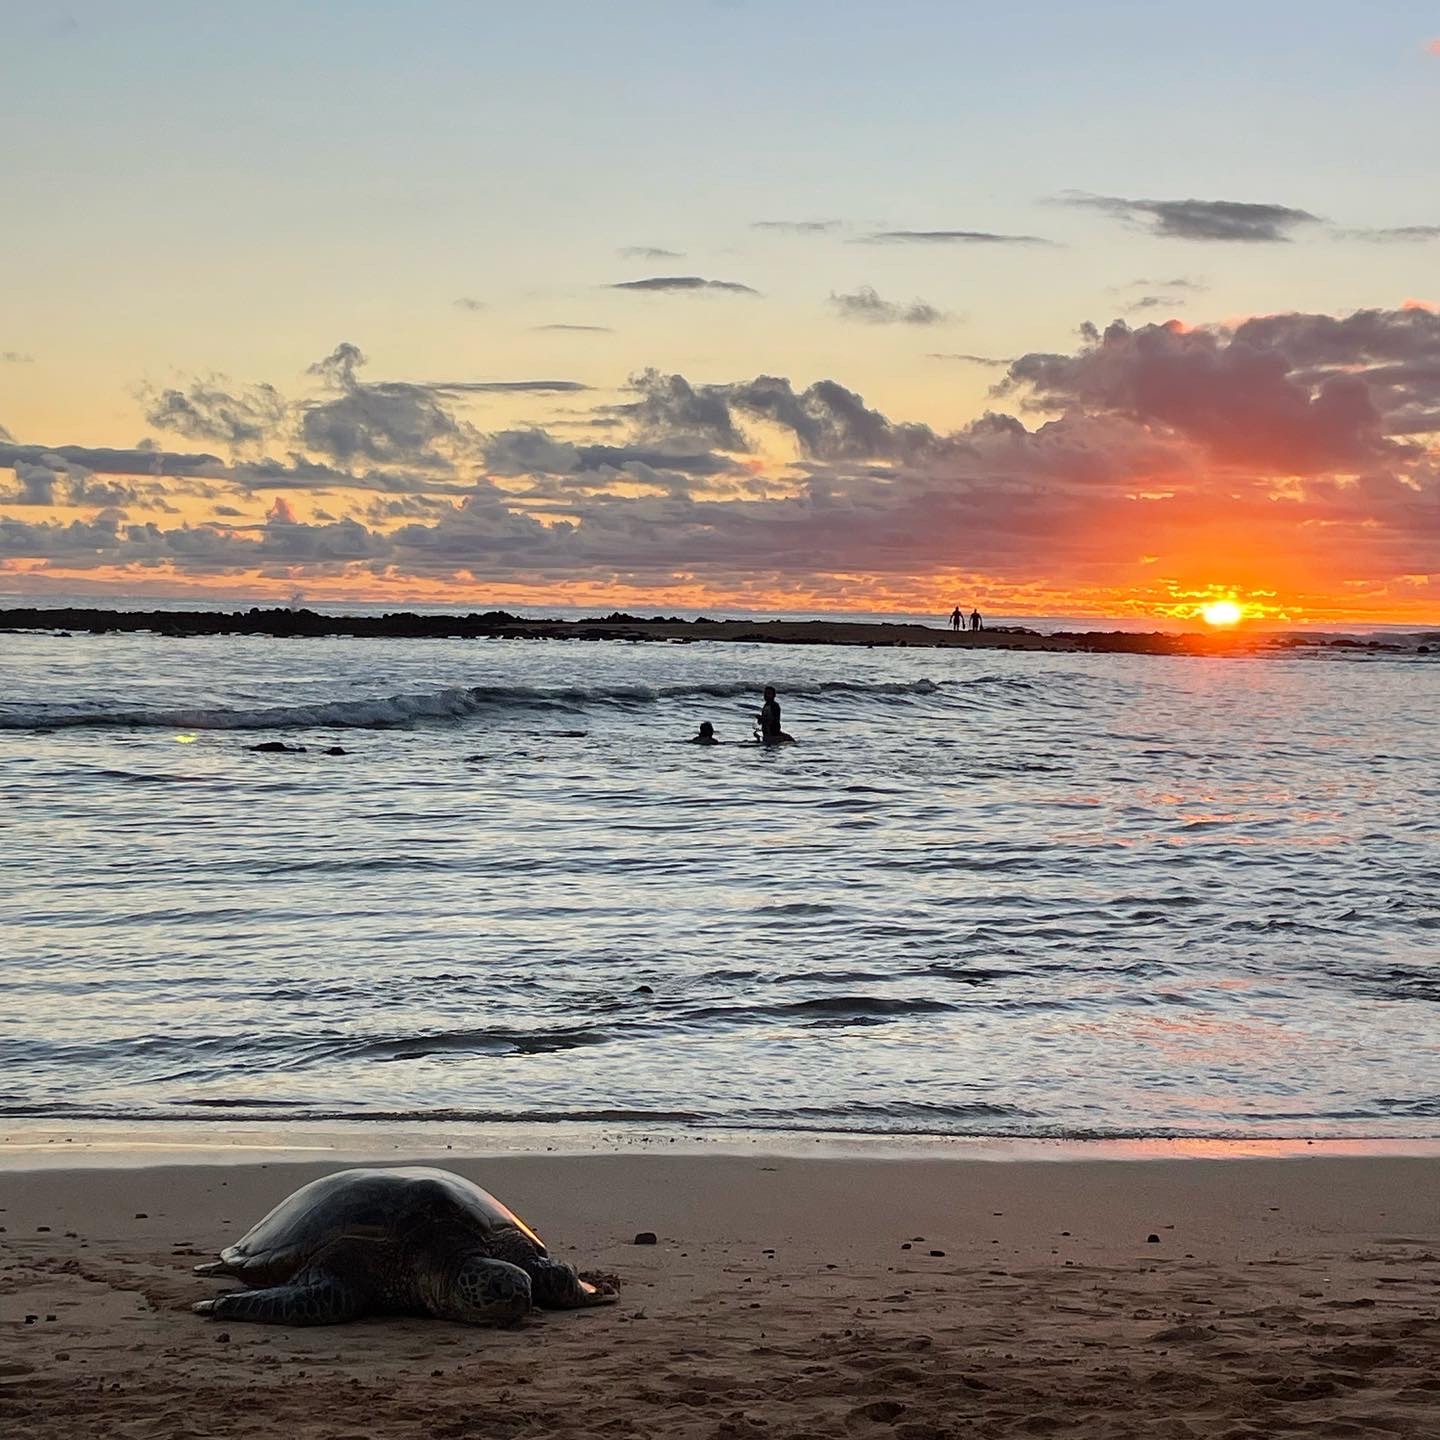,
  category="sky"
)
[2,1,1439,622]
